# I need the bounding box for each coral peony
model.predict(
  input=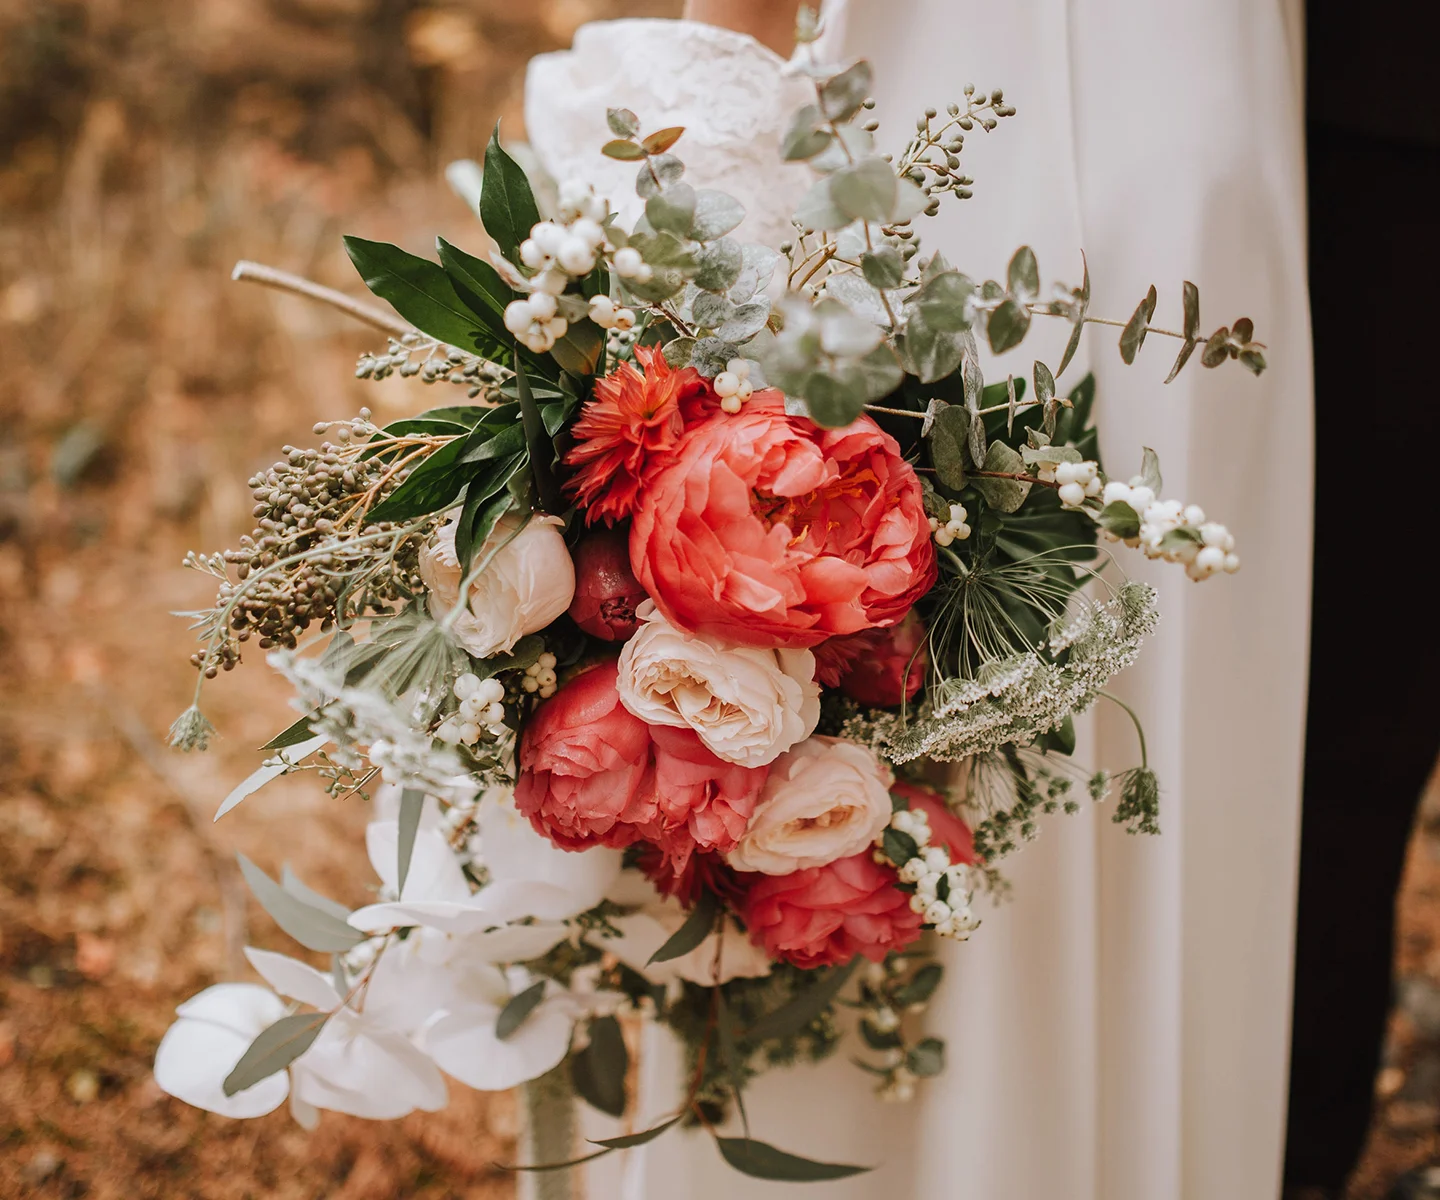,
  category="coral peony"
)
[564,346,713,525]
[630,393,936,649]
[640,725,767,874]
[514,663,654,850]
[891,781,977,865]
[633,844,746,910]
[739,852,923,969]
[568,526,649,641]
[816,609,928,706]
